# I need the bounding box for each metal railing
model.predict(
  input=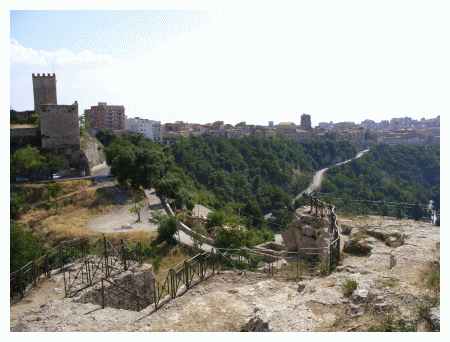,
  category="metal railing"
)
[10,236,144,301]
